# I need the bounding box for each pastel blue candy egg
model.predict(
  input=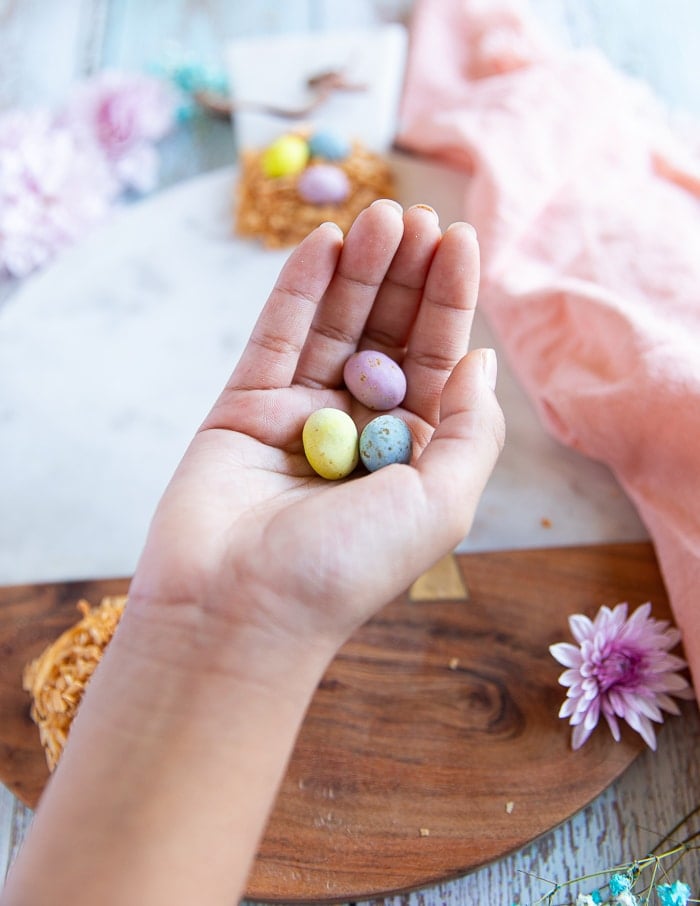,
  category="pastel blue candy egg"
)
[359,415,413,472]
[308,129,351,161]
[297,164,350,205]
